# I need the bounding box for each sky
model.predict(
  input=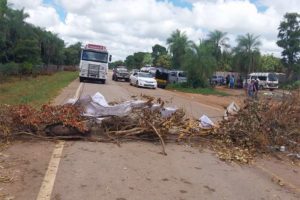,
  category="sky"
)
[7,0,300,61]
